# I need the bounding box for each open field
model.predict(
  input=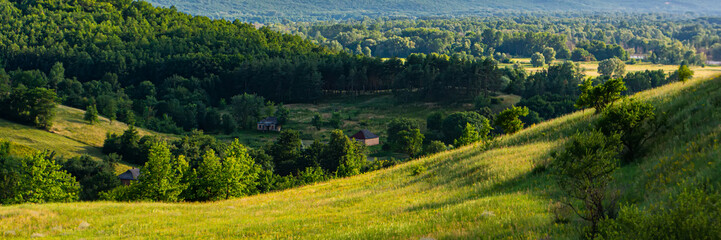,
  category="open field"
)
[501,58,721,79]
[1,73,719,238]
[225,93,520,156]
